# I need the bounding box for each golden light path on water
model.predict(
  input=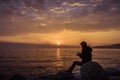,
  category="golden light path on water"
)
[57,48,61,59]
[56,48,64,70]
